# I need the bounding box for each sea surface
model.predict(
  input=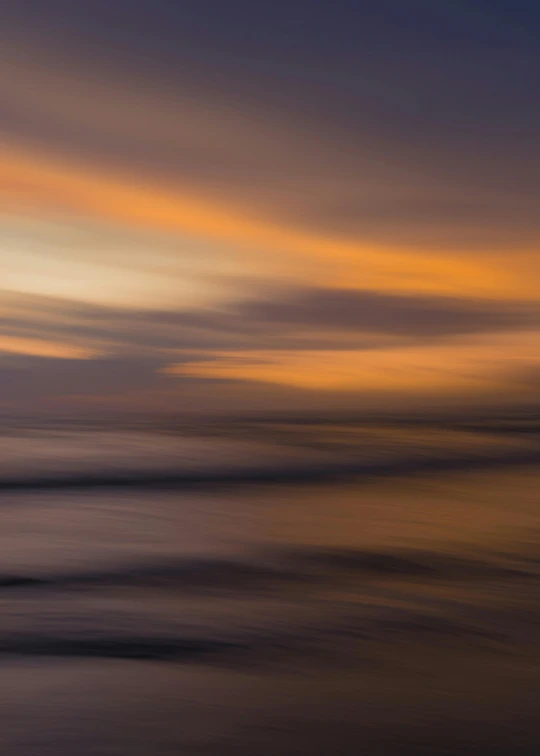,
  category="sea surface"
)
[2,416,540,754]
